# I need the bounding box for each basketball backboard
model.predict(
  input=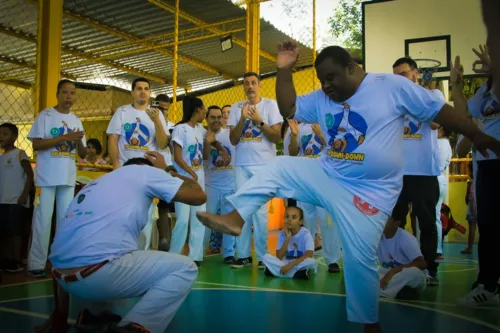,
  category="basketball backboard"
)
[362,0,487,78]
